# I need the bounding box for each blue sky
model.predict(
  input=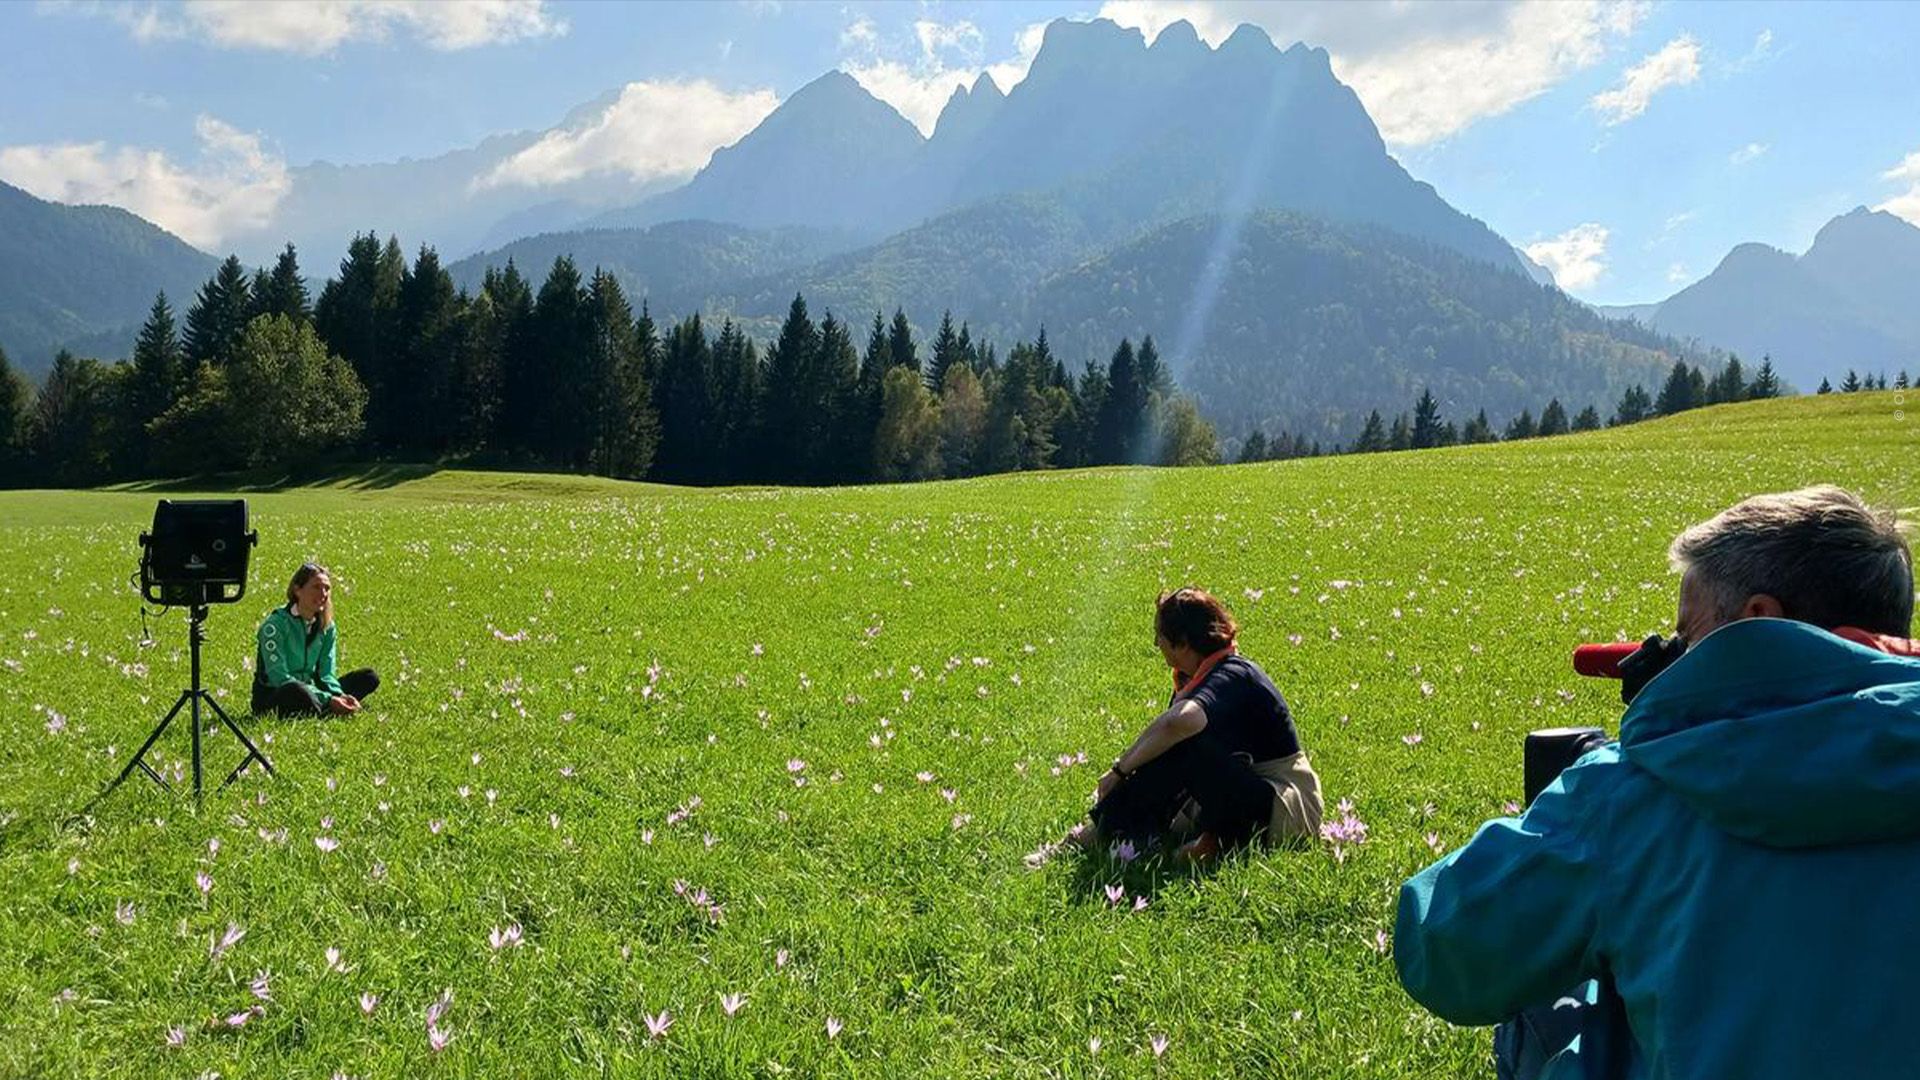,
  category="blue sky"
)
[3,0,1917,305]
